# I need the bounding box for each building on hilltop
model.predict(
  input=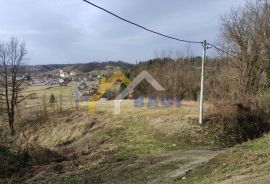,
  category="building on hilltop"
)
[59,69,77,78]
